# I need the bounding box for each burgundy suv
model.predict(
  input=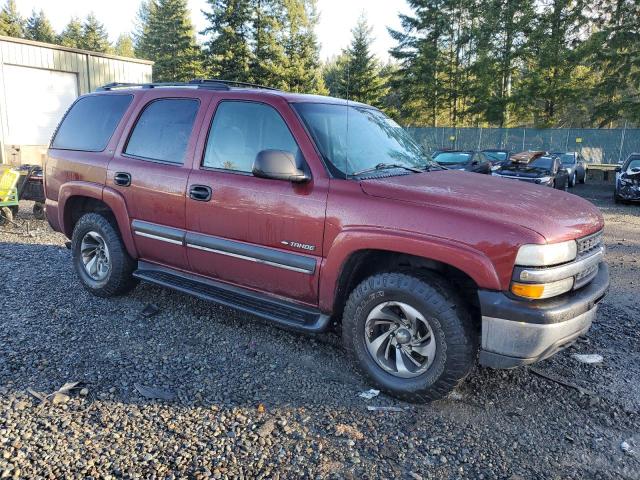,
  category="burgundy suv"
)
[44,80,609,401]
